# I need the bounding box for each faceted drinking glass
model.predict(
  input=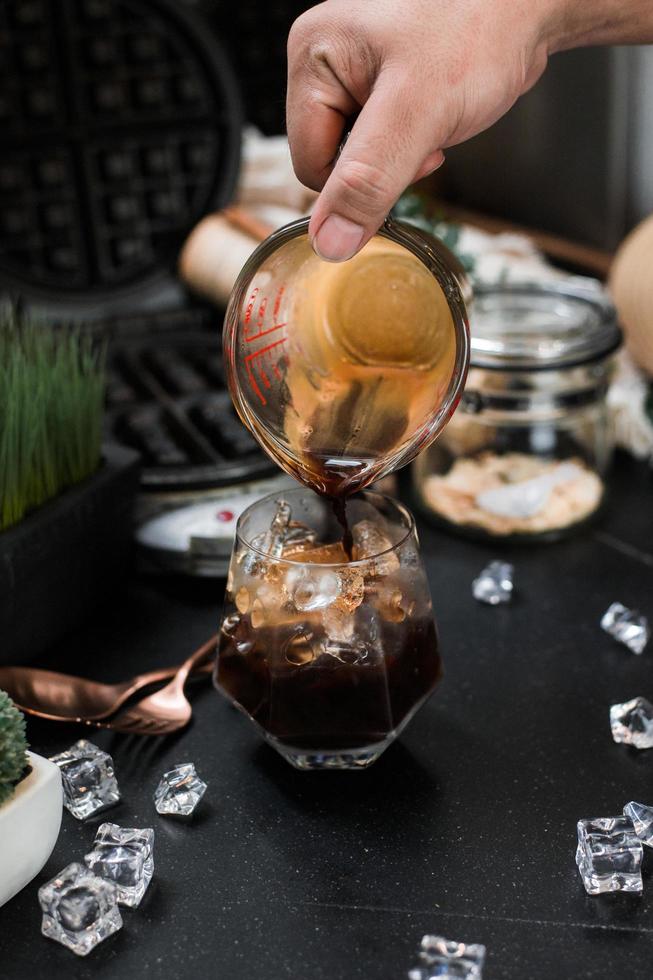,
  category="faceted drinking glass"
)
[214,488,442,770]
